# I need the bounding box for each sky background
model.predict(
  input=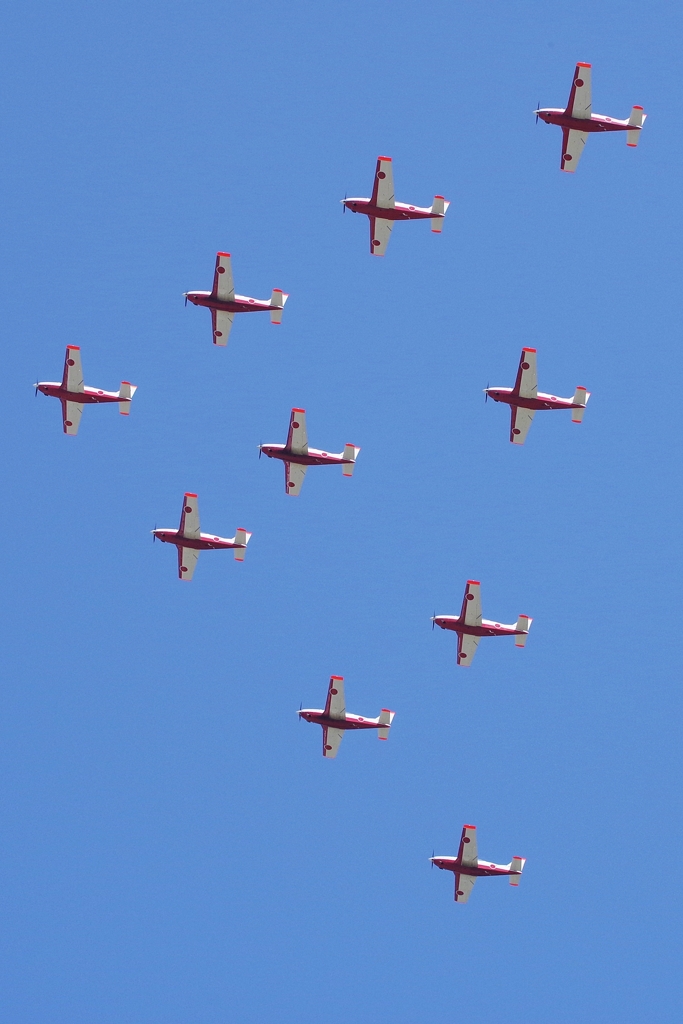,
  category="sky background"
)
[0,1,681,1021]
